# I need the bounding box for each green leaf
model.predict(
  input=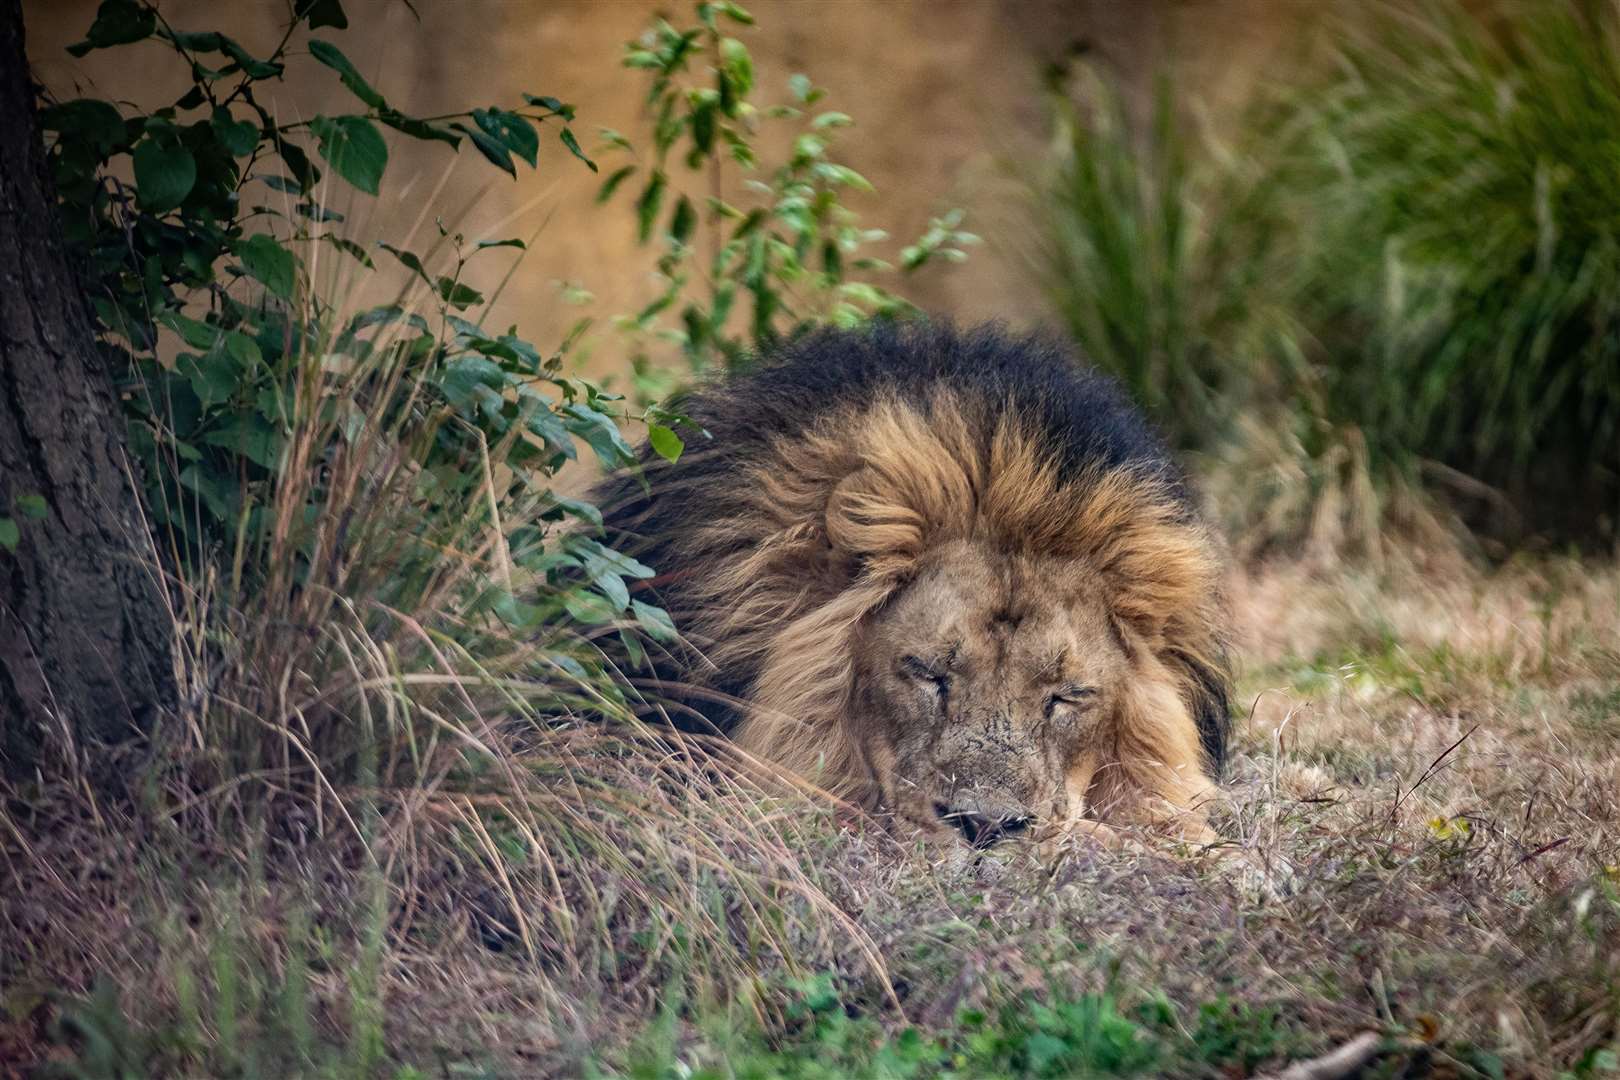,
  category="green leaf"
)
[295,202,344,222]
[210,107,259,156]
[670,195,696,246]
[592,568,631,612]
[178,350,241,408]
[439,356,508,410]
[719,37,754,100]
[436,277,485,310]
[473,107,539,168]
[543,492,600,527]
[525,405,573,456]
[132,138,197,213]
[379,111,460,148]
[202,415,281,470]
[273,137,321,193]
[596,164,635,204]
[296,0,348,29]
[162,29,223,52]
[631,599,678,643]
[224,330,263,368]
[378,243,431,286]
[308,39,387,110]
[39,99,127,153]
[324,235,374,267]
[563,590,618,626]
[177,464,237,522]
[349,304,429,332]
[474,237,526,251]
[635,171,666,244]
[647,423,684,463]
[0,519,18,553]
[310,115,387,195]
[67,0,155,56]
[619,627,647,670]
[572,537,655,579]
[559,127,596,172]
[451,122,515,177]
[160,310,221,350]
[15,495,48,520]
[217,36,283,78]
[563,404,635,468]
[233,234,297,300]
